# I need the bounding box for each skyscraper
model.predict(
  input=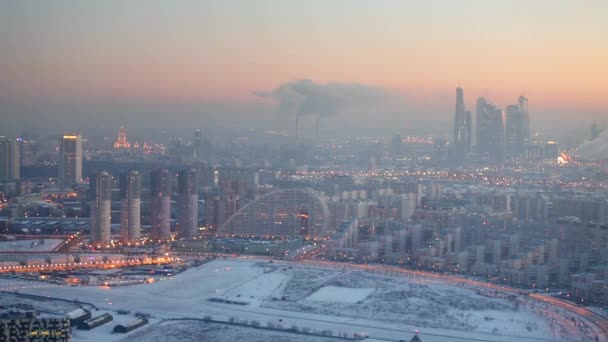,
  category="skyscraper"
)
[178,168,199,239]
[391,134,403,157]
[119,170,141,243]
[193,129,202,160]
[58,134,82,186]
[452,87,471,161]
[591,123,602,141]
[506,96,530,158]
[476,97,505,163]
[151,169,171,241]
[0,137,20,181]
[90,170,112,244]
